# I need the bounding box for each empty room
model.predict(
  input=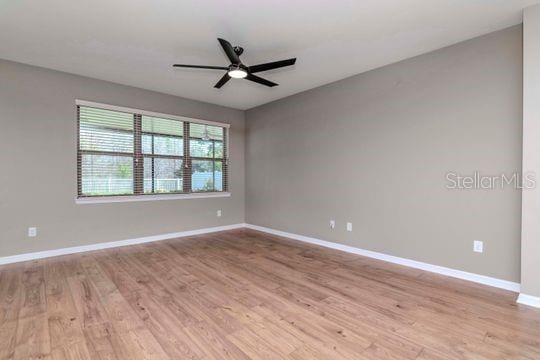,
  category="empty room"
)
[2,0,540,359]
